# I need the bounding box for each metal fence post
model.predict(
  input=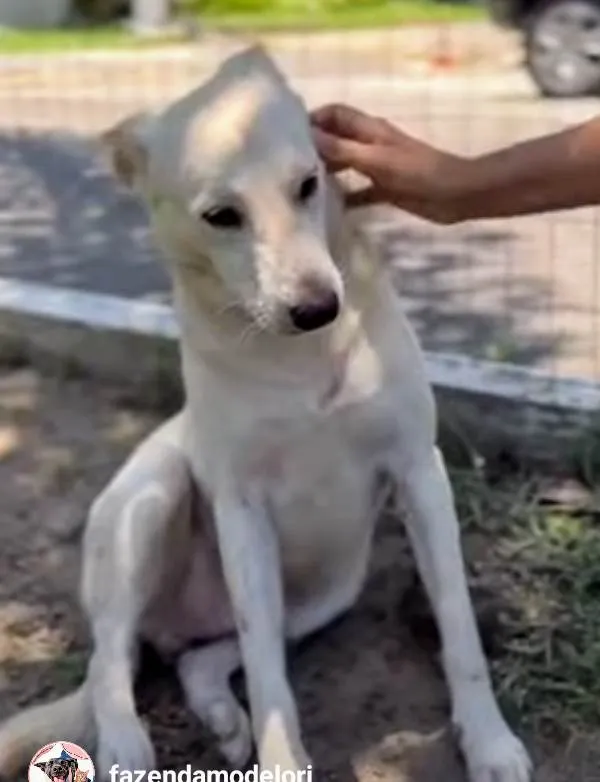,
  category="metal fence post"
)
[130,0,170,31]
